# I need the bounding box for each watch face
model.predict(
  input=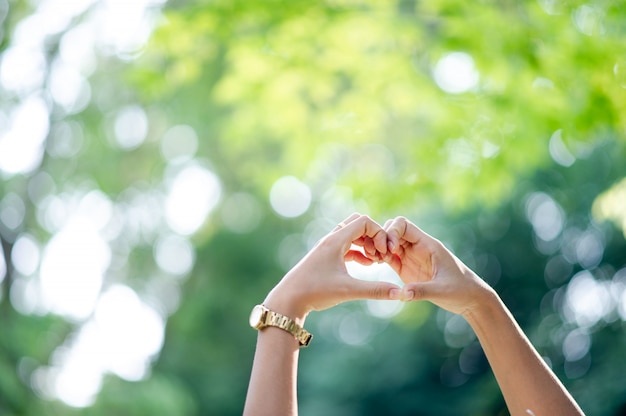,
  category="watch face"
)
[249,305,264,328]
